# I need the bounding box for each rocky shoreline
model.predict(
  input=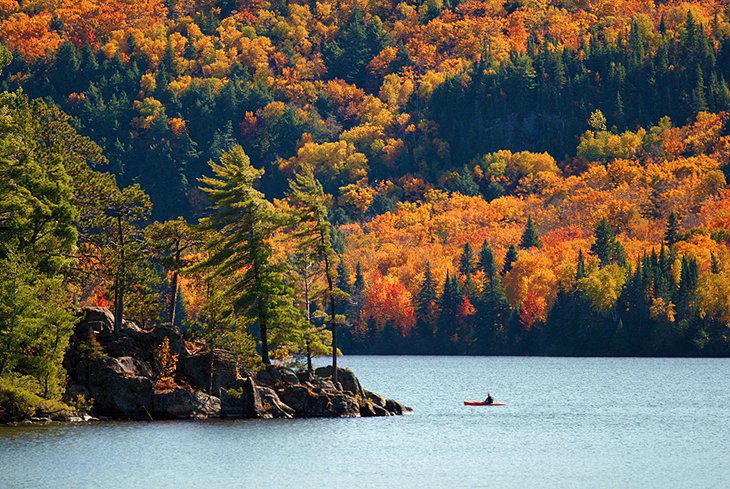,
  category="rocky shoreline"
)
[1,307,411,424]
